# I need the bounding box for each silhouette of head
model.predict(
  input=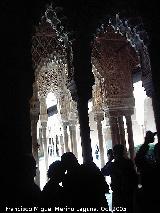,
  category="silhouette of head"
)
[107,149,114,161]
[47,160,65,181]
[113,144,124,159]
[145,131,157,143]
[61,152,78,171]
